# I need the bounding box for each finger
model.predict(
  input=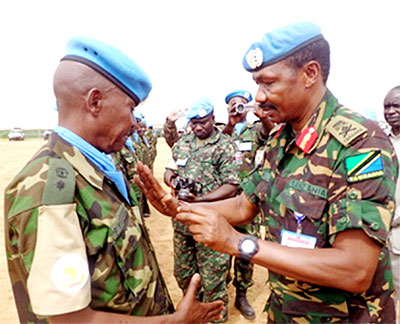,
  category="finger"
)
[176,212,205,225]
[192,233,207,246]
[204,302,225,320]
[185,273,201,301]
[137,165,166,199]
[177,203,213,215]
